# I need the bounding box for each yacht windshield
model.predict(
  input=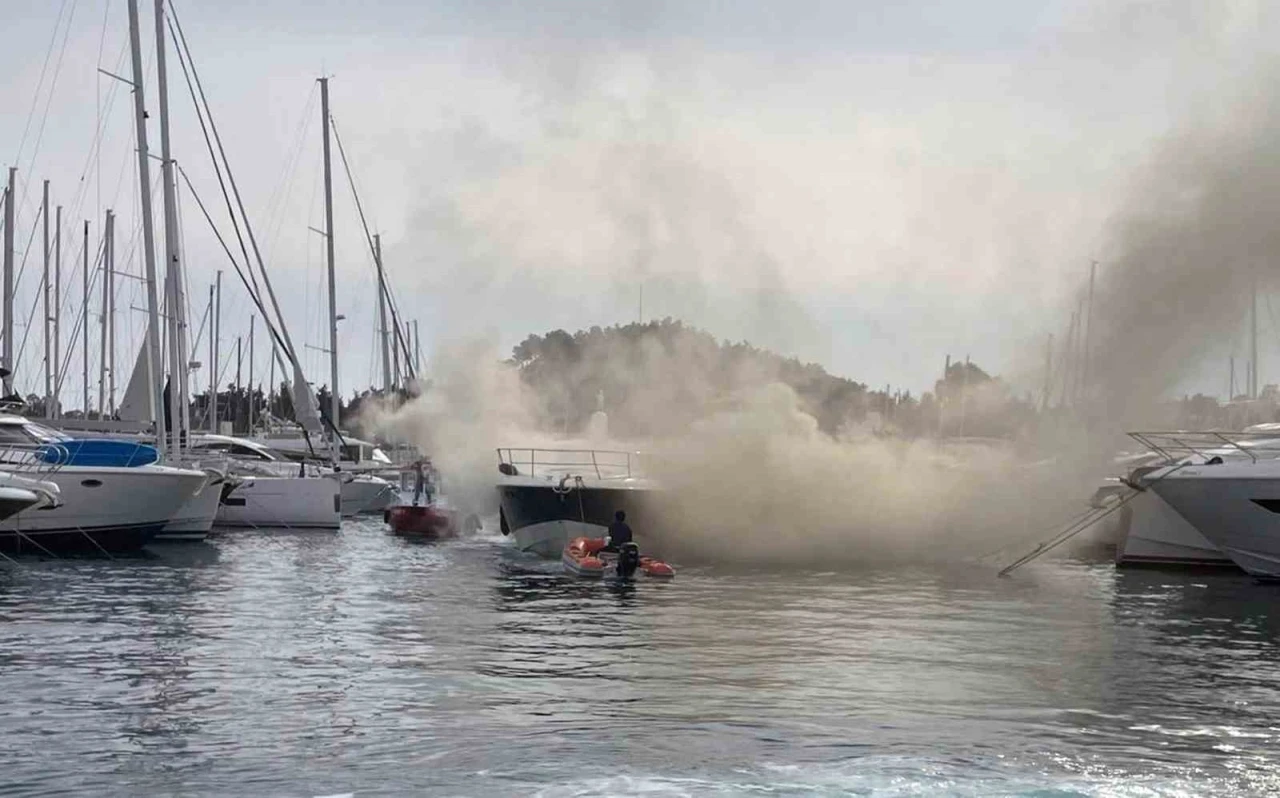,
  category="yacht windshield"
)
[21,423,70,444]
